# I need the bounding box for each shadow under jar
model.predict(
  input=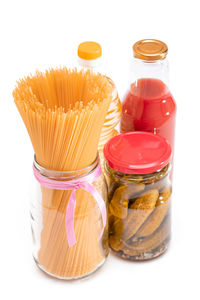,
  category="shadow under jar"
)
[31,155,108,279]
[104,131,172,261]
